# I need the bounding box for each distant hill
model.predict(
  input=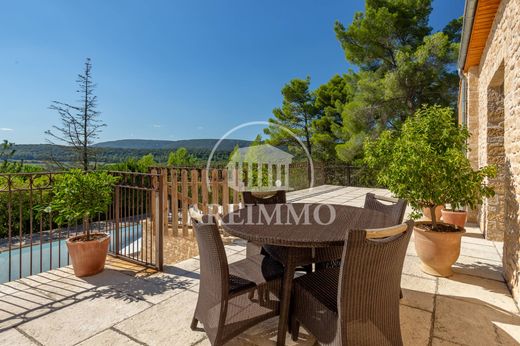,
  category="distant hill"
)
[10,139,252,165]
[94,139,251,151]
